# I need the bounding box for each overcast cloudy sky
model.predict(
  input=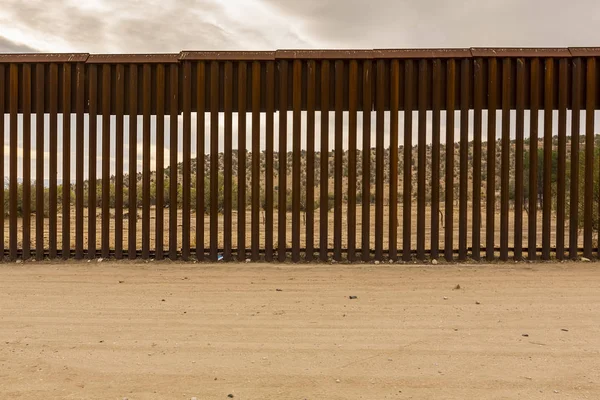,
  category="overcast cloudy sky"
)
[1,0,599,53]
